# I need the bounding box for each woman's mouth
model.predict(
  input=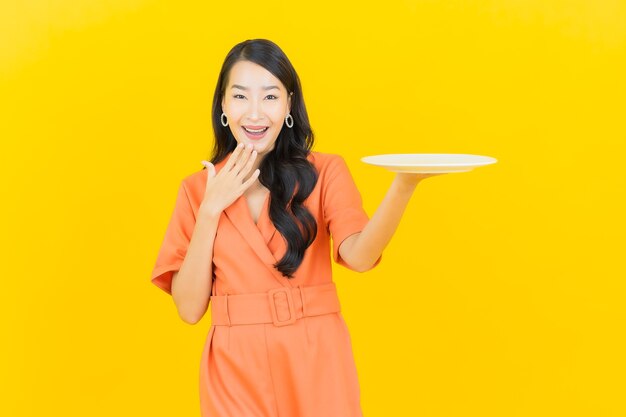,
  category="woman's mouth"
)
[242,126,269,140]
